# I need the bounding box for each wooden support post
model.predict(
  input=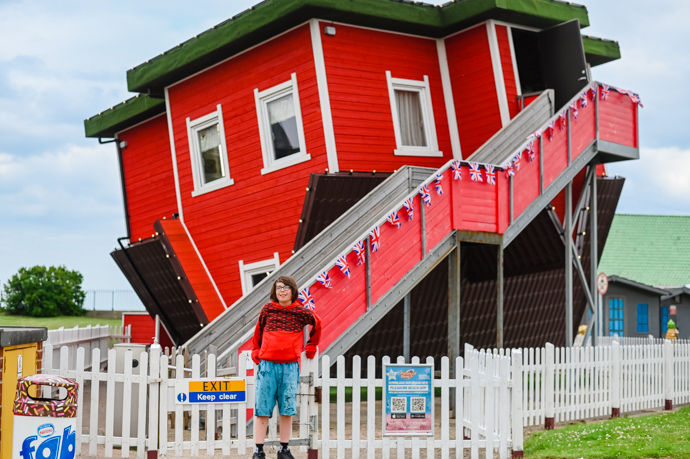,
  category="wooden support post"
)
[448,240,461,417]
[565,181,573,346]
[589,169,598,346]
[497,244,504,349]
[403,293,411,362]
